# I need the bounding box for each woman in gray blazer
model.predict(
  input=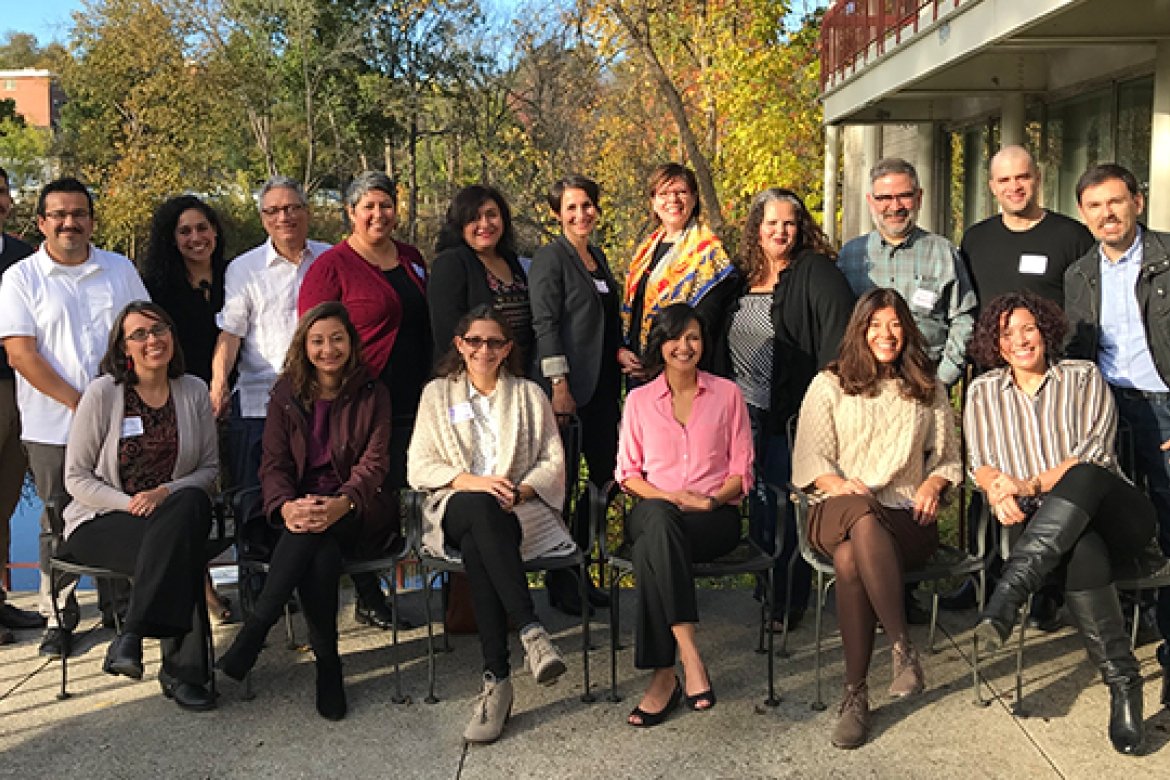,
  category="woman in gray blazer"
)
[529,175,621,615]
